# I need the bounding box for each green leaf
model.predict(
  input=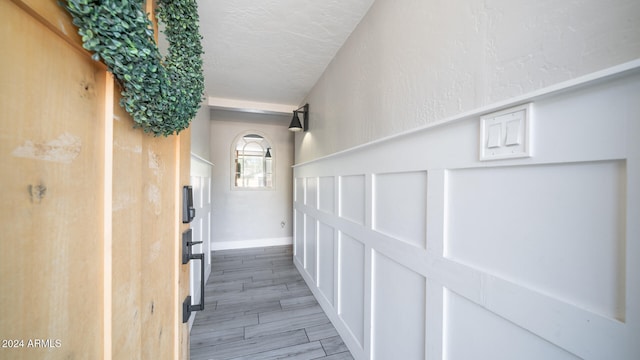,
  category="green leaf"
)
[63,0,204,137]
